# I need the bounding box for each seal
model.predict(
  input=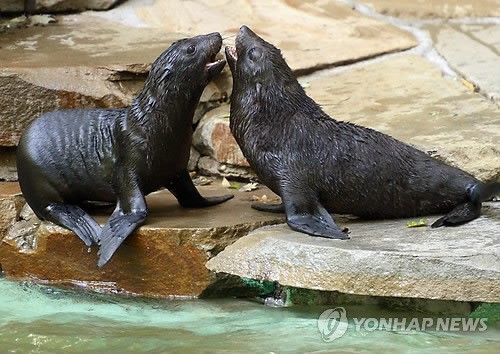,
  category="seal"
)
[225,25,500,239]
[17,32,233,267]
